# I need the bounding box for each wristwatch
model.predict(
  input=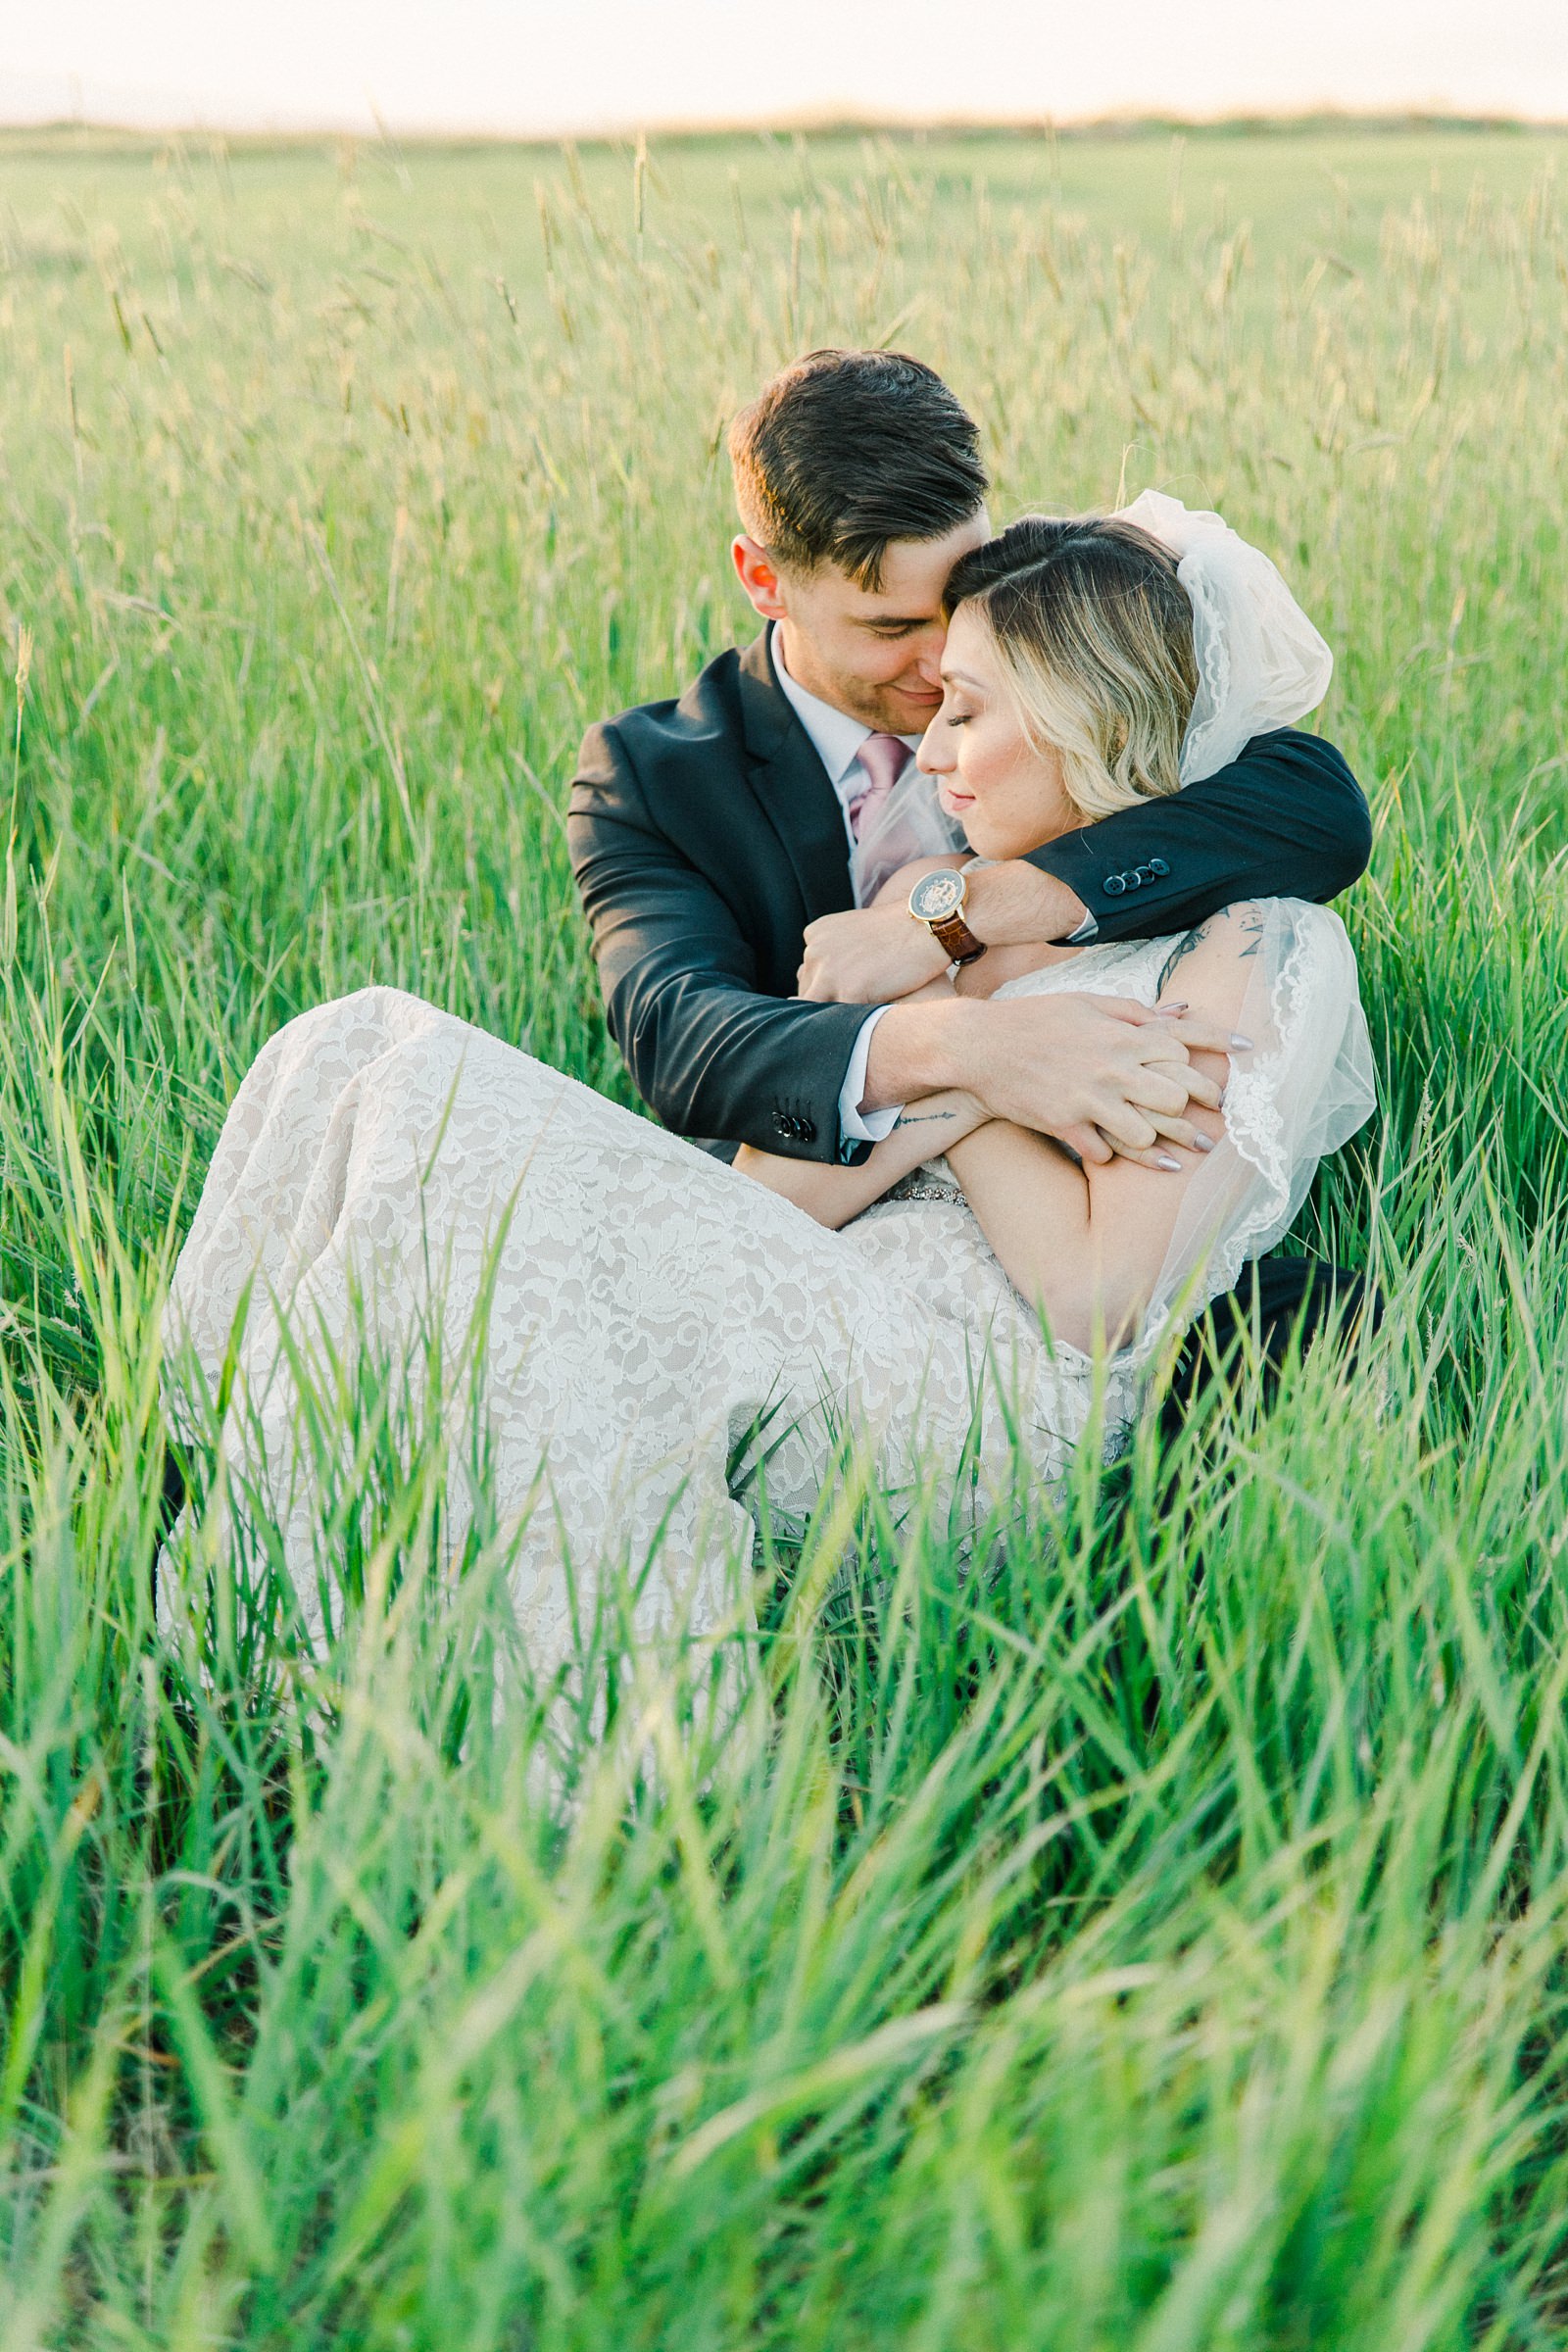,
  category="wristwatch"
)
[907,867,986,965]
